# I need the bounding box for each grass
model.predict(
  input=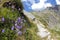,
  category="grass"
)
[48,27,60,40]
[0,7,18,20]
[0,1,41,40]
[32,13,48,27]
